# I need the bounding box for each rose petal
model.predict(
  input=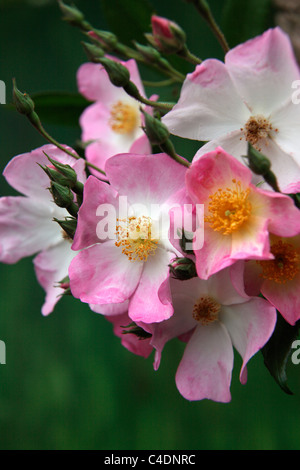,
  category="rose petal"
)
[34,240,77,316]
[175,322,233,402]
[226,27,300,114]
[105,152,187,207]
[162,59,249,140]
[69,240,143,305]
[0,196,65,263]
[72,175,118,251]
[222,298,276,384]
[128,247,174,323]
